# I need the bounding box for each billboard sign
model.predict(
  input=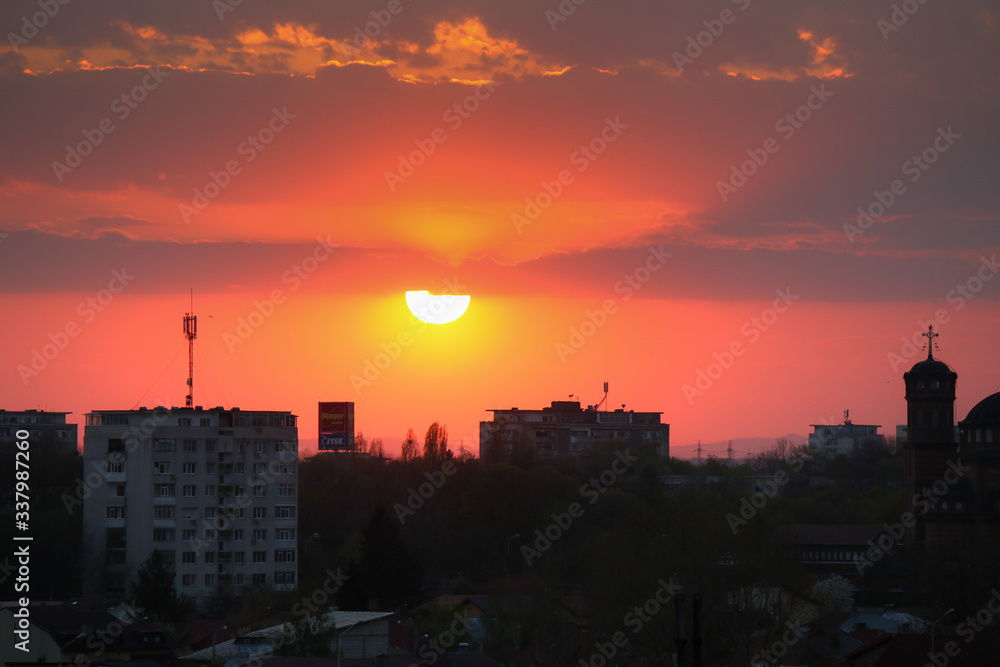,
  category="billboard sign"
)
[319,402,354,451]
